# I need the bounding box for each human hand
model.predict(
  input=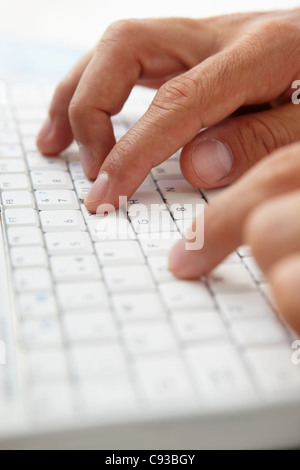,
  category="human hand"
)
[37,10,300,213]
[169,143,300,333]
